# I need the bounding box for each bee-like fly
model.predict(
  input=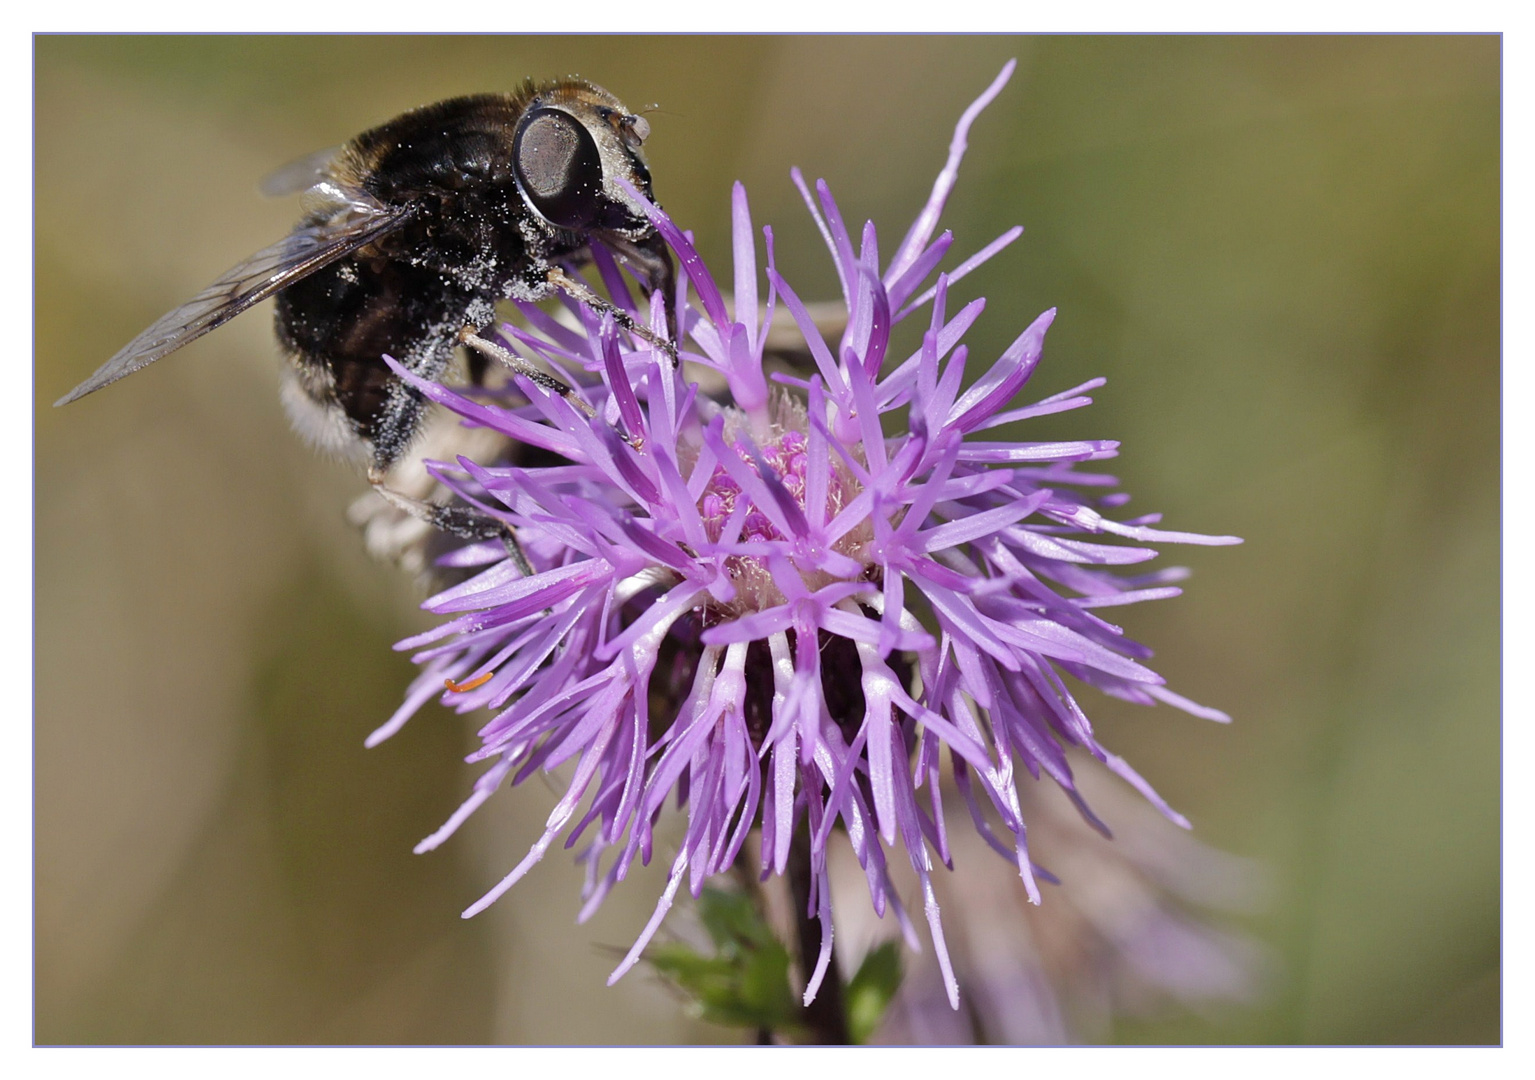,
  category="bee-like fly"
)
[58,78,675,564]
